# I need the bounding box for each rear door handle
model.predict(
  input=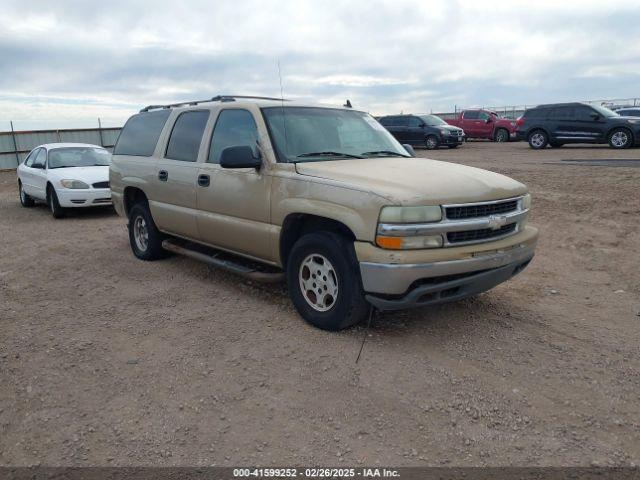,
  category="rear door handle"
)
[158,170,168,181]
[198,174,210,187]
